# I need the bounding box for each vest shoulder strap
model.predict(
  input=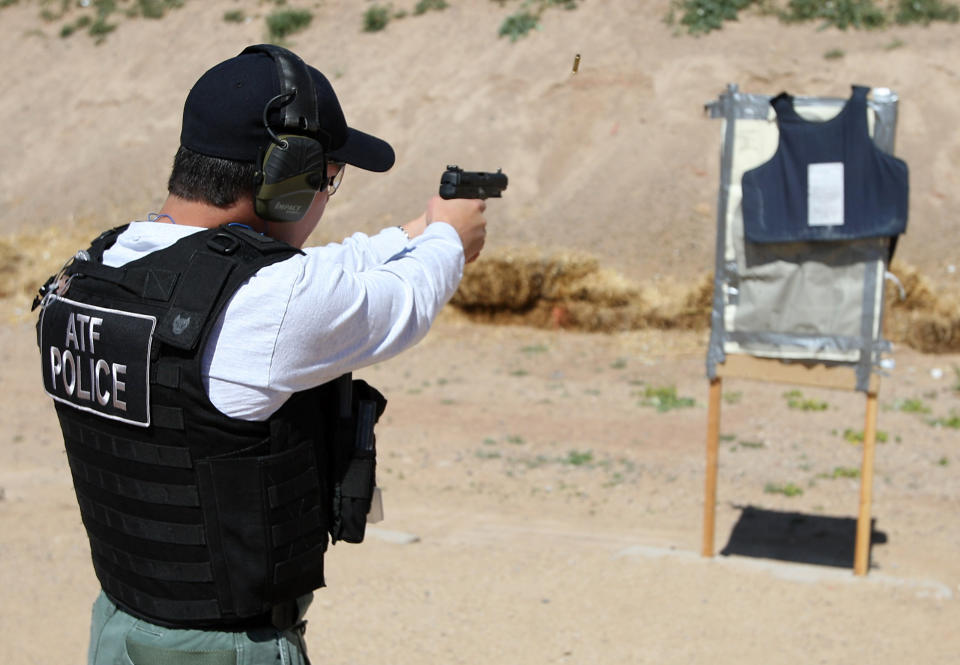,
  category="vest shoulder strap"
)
[151,225,302,350]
